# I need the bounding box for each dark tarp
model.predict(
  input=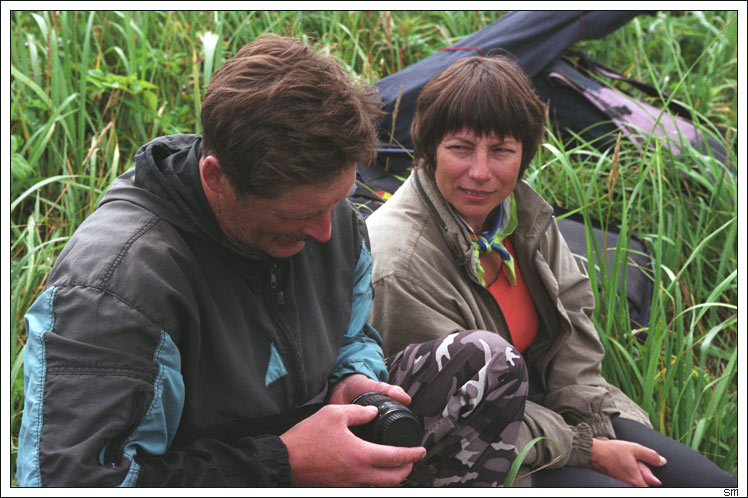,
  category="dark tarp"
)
[374,10,646,154]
